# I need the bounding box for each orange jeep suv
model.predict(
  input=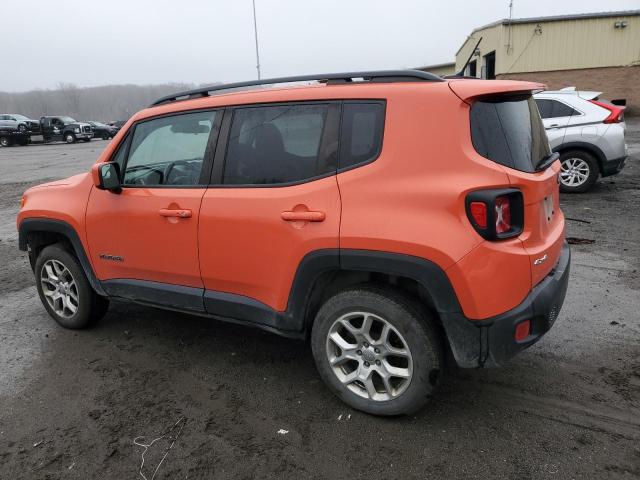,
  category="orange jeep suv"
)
[17,71,570,415]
